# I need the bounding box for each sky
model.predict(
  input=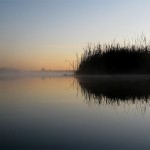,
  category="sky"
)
[1,0,150,70]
